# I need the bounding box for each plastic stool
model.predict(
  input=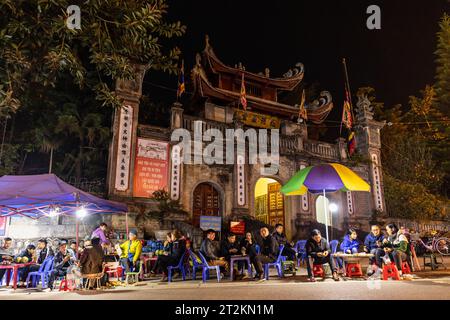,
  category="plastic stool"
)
[345,263,363,277]
[59,278,76,291]
[313,264,324,277]
[382,264,400,280]
[401,261,411,274]
[125,272,139,285]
